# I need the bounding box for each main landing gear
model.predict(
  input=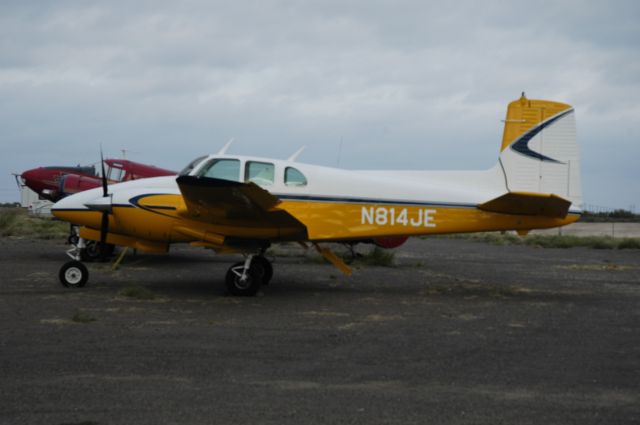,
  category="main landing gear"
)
[225,254,273,296]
